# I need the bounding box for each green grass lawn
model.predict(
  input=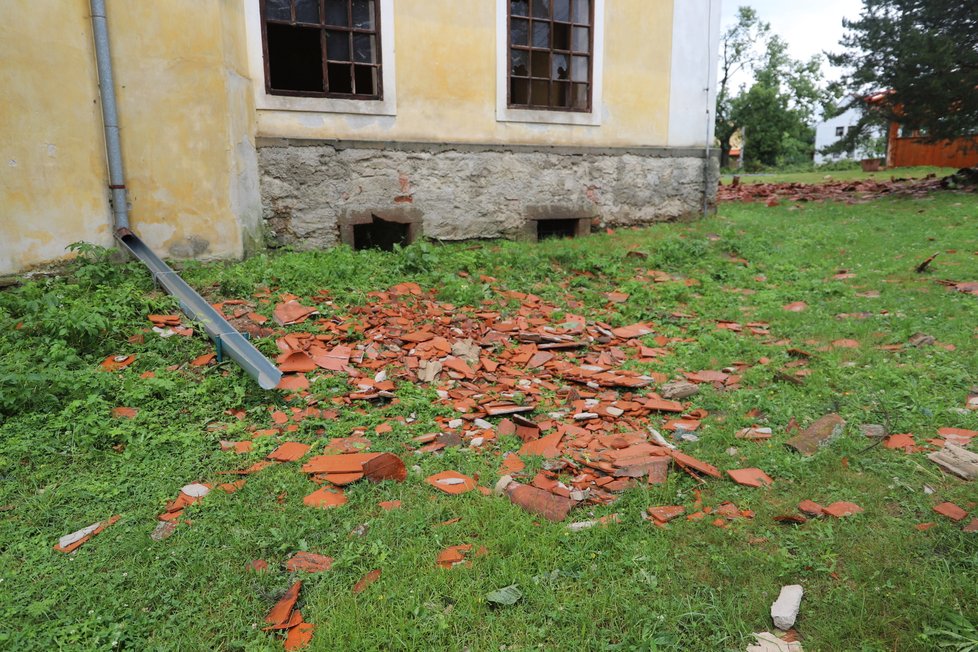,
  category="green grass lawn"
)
[720,165,955,186]
[1,192,977,651]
